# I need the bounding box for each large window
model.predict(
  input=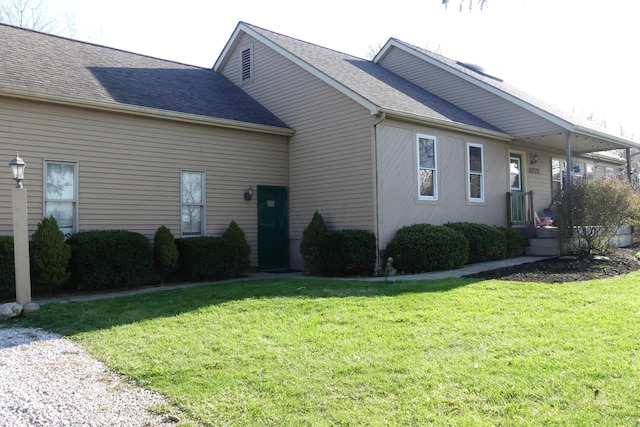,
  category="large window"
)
[44,160,77,238]
[417,134,437,200]
[181,170,205,237]
[467,143,484,202]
